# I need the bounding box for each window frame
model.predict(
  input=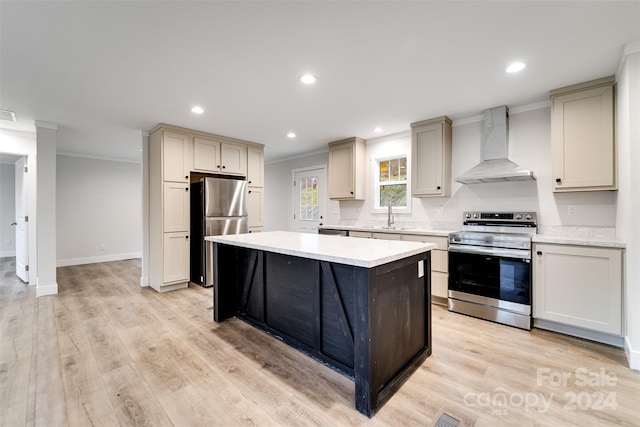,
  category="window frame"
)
[371,154,411,214]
